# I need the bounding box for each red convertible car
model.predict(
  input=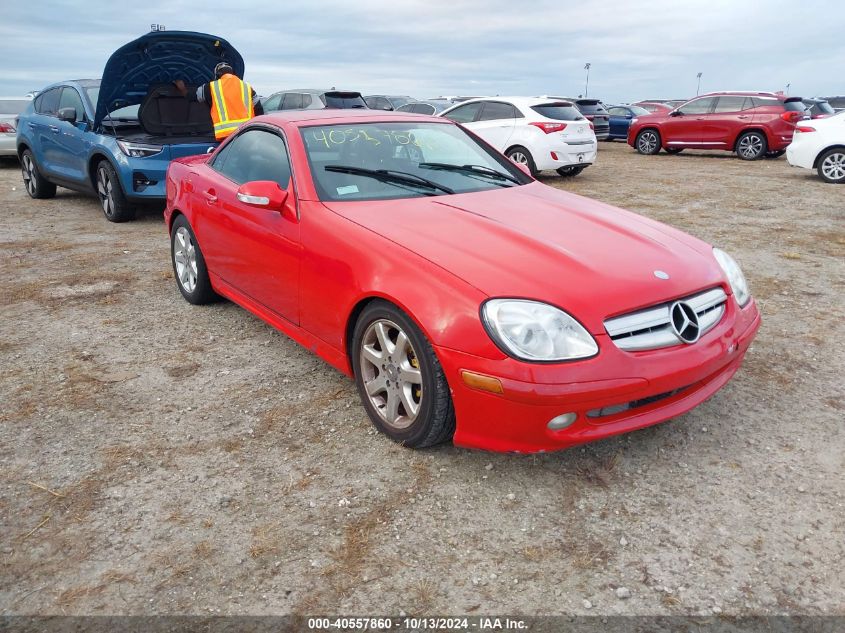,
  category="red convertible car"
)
[164,109,760,453]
